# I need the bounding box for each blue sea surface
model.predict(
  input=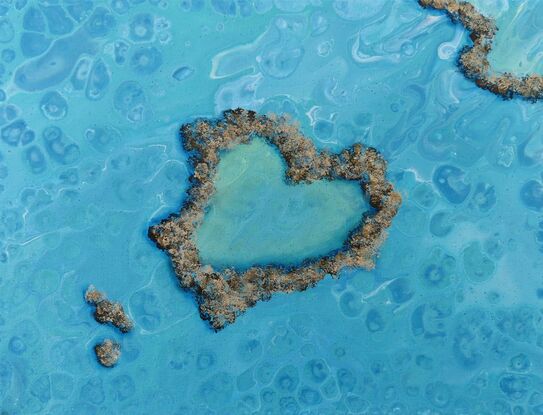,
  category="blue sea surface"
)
[0,1,543,414]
